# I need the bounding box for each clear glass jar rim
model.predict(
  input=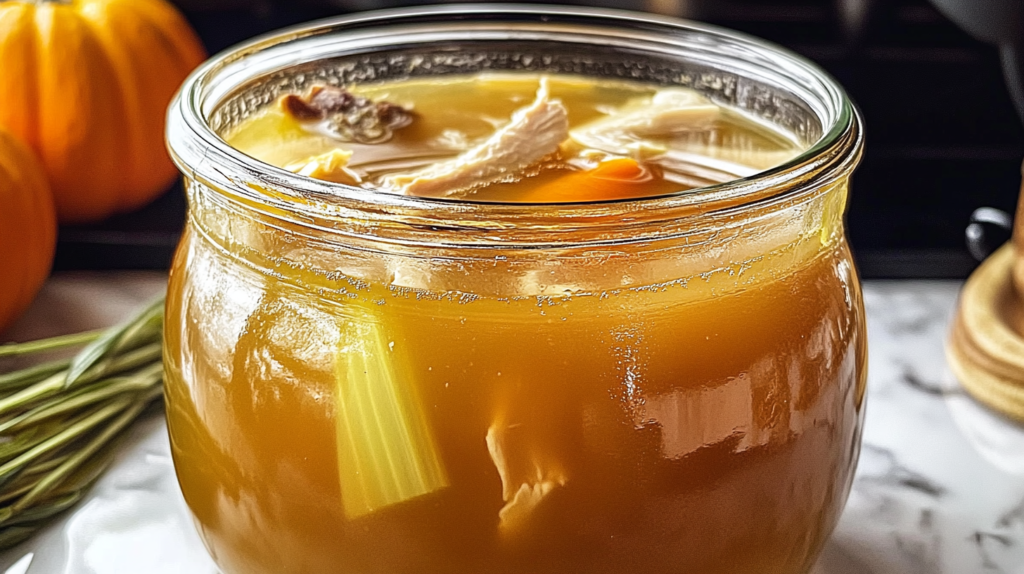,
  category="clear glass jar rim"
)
[167,4,863,247]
